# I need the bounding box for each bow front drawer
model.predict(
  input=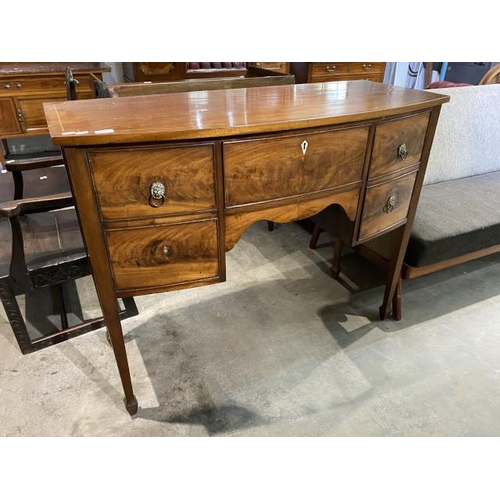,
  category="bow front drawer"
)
[370,112,430,178]
[223,126,369,207]
[88,144,216,220]
[358,171,418,241]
